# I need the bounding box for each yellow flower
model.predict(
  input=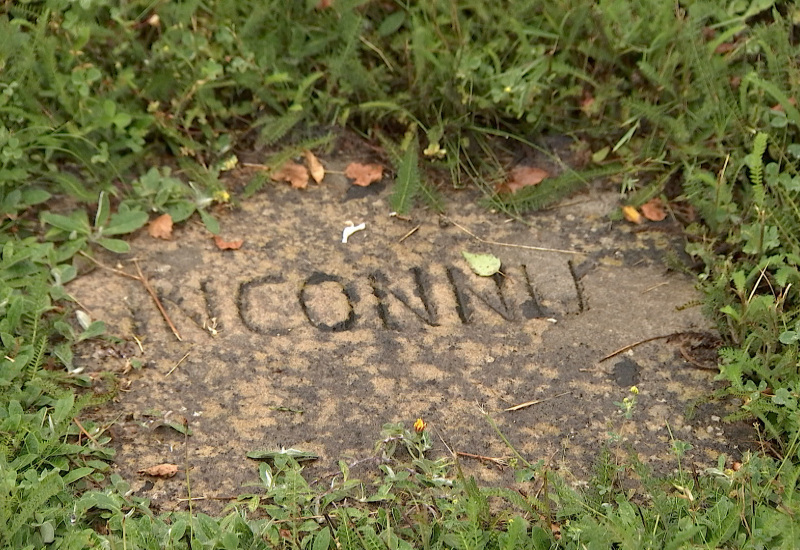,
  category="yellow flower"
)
[413,418,426,433]
[219,155,238,172]
[630,386,639,395]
